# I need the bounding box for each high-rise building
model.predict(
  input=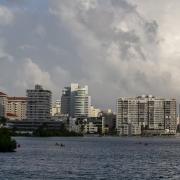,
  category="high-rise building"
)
[7,97,27,120]
[74,86,91,117]
[61,83,91,118]
[116,95,177,136]
[0,92,7,118]
[26,85,52,120]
